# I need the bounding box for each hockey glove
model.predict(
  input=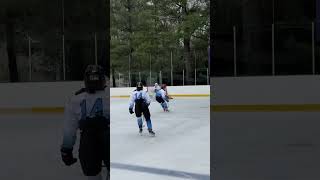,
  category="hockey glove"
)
[61,147,77,166]
[129,108,134,114]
